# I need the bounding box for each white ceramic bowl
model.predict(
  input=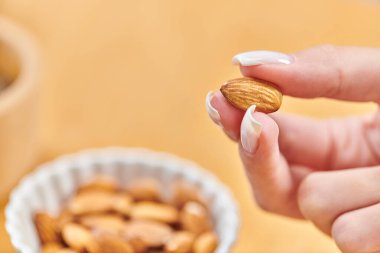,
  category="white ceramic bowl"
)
[5,148,239,253]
